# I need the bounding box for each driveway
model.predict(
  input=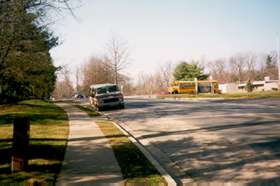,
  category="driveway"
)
[104,98,280,185]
